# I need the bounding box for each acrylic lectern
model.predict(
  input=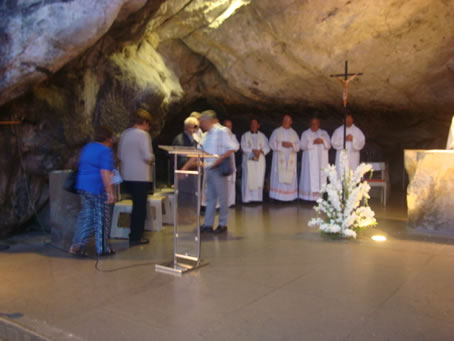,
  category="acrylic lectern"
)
[155,145,217,275]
